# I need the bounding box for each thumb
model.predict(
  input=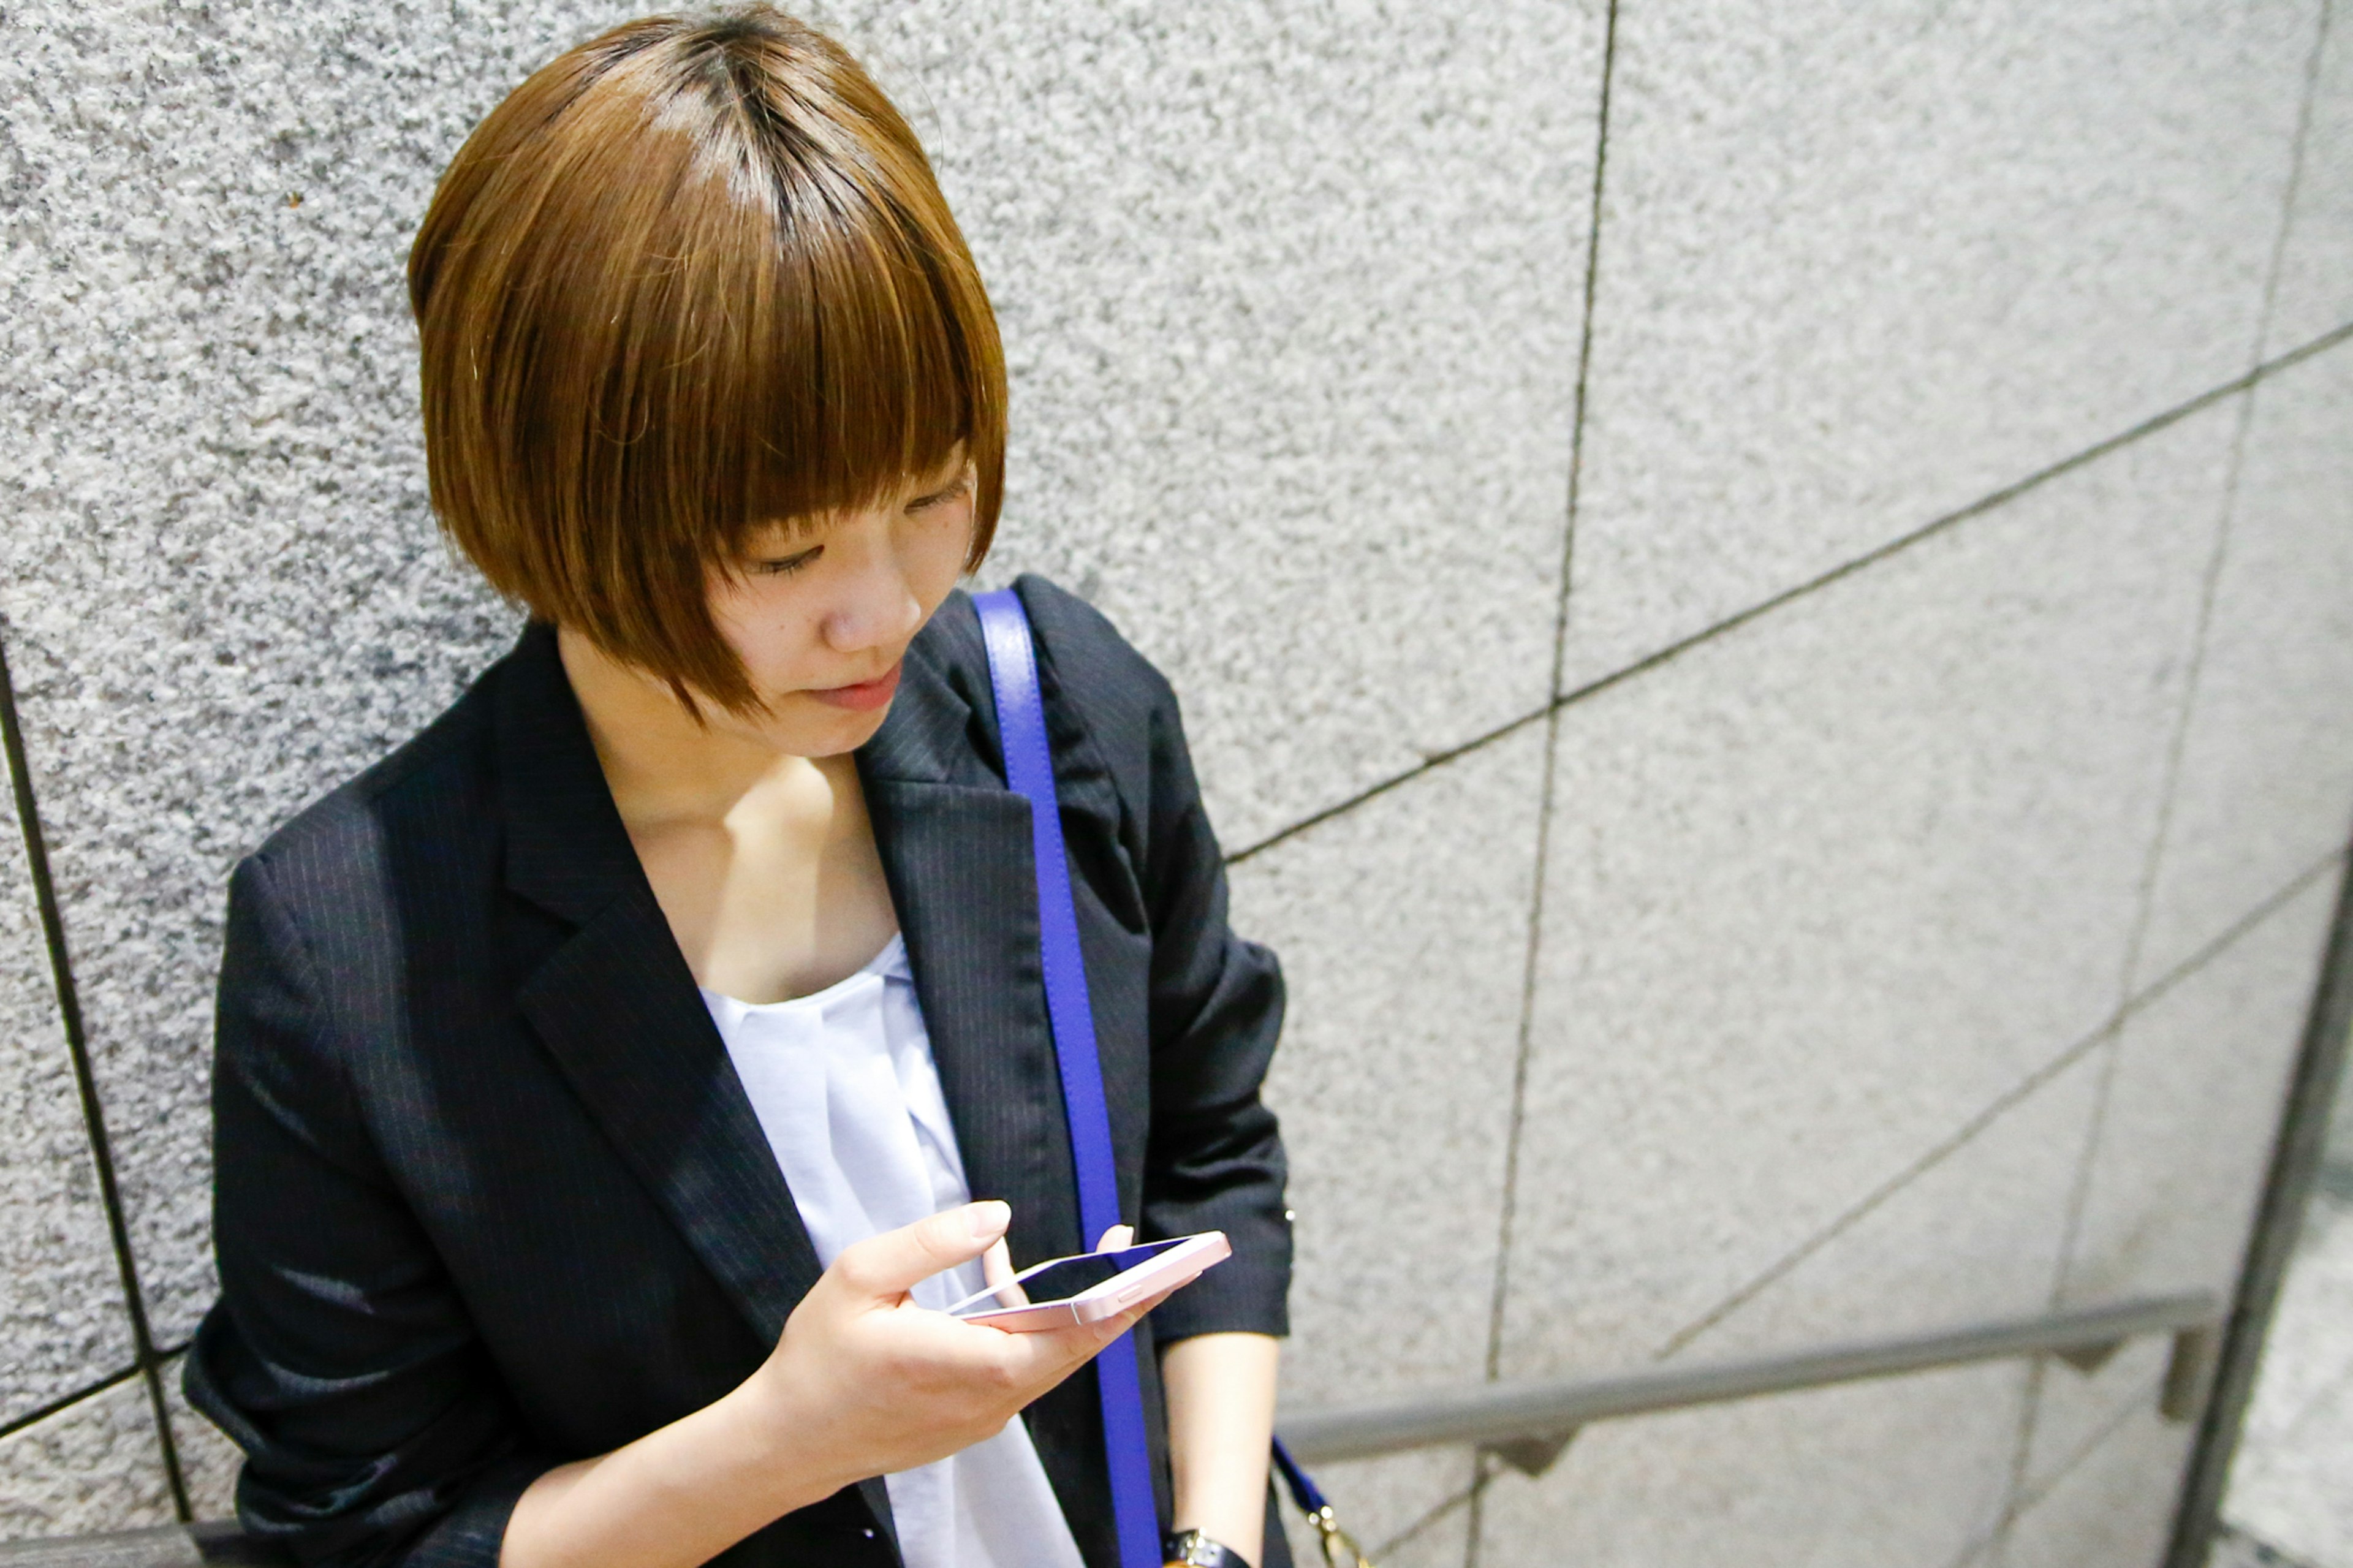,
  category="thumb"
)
[831,1201,1010,1303]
